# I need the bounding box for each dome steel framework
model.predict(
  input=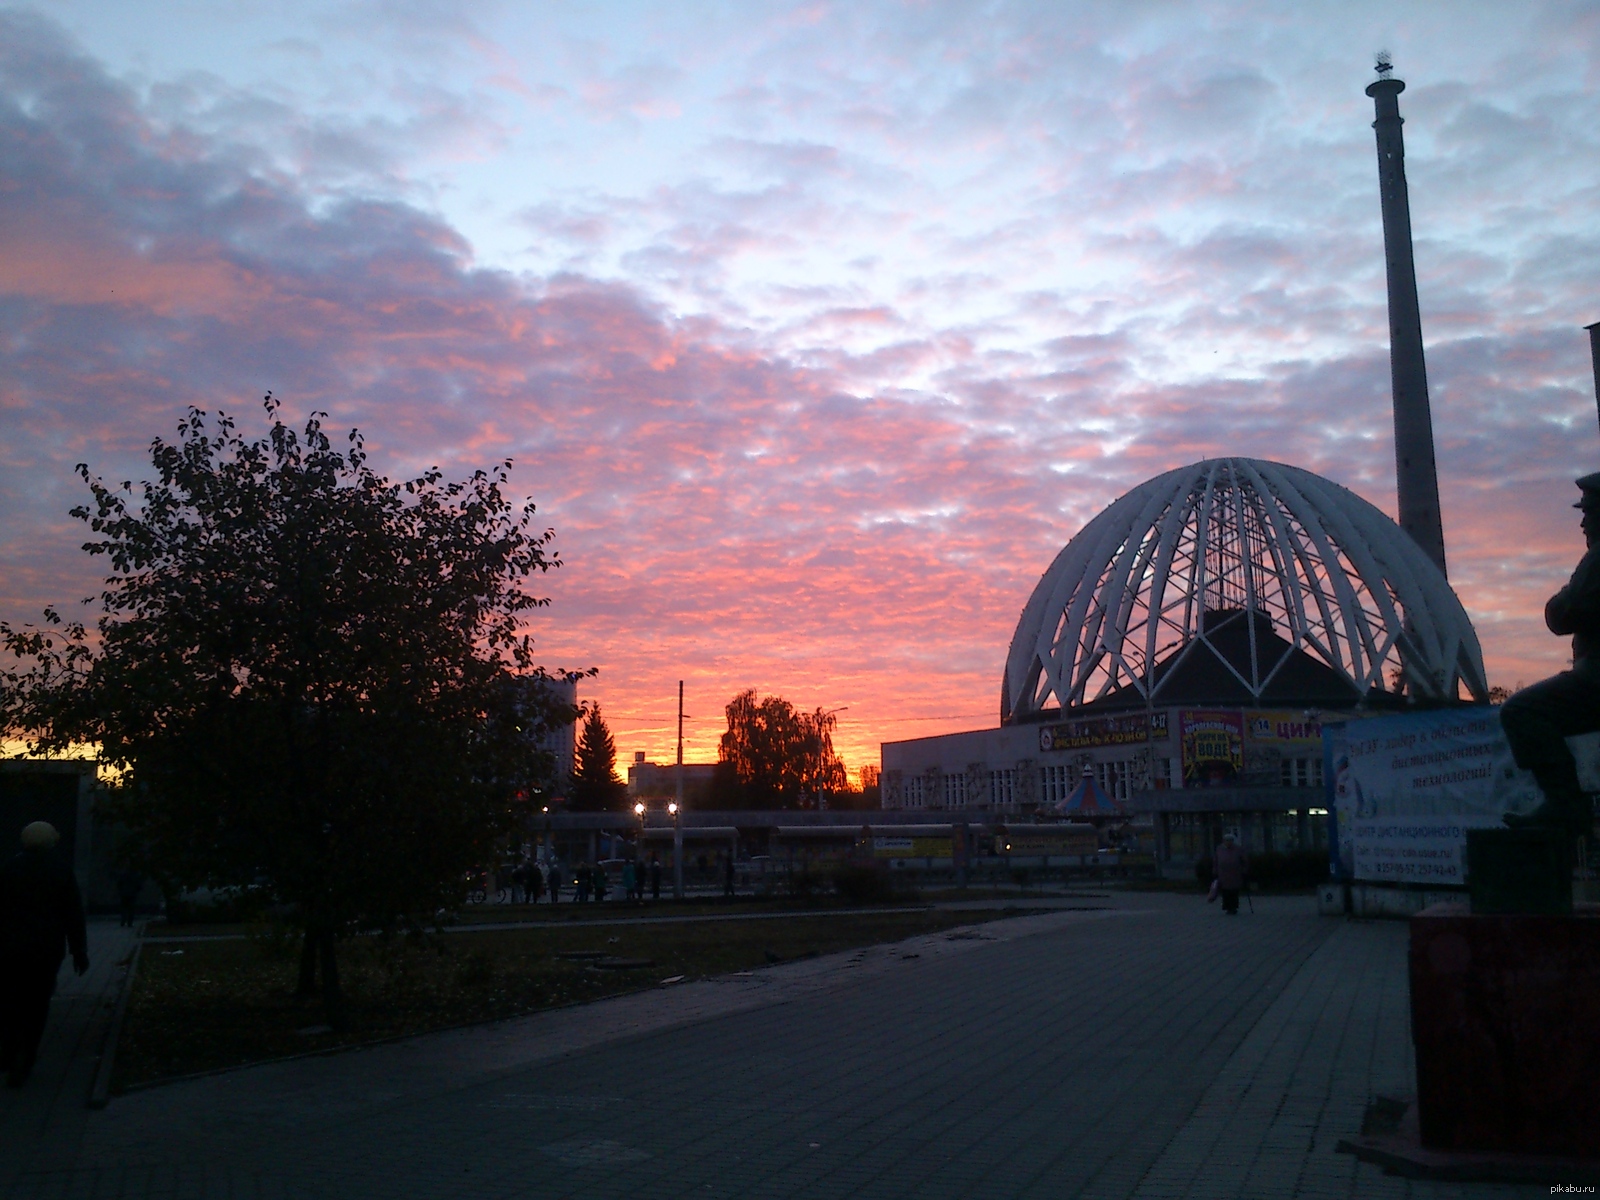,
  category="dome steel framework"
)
[1002,458,1488,721]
